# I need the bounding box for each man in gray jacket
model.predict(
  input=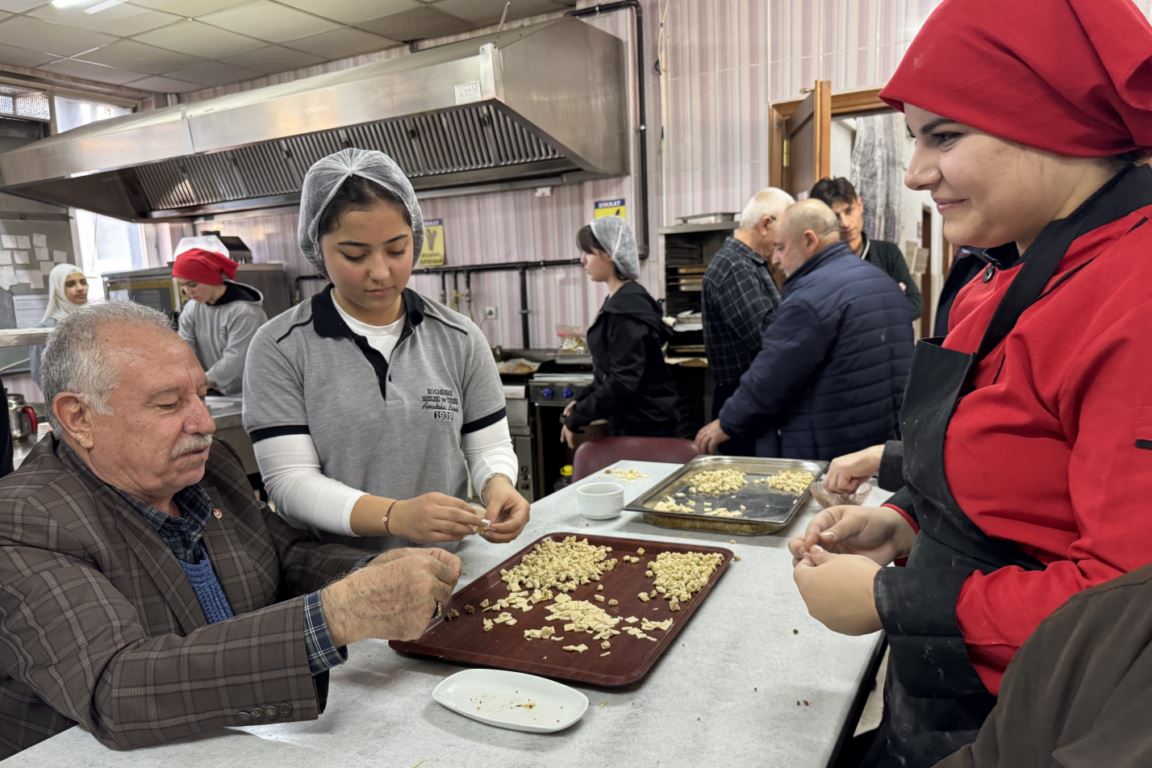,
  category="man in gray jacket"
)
[0,302,458,758]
